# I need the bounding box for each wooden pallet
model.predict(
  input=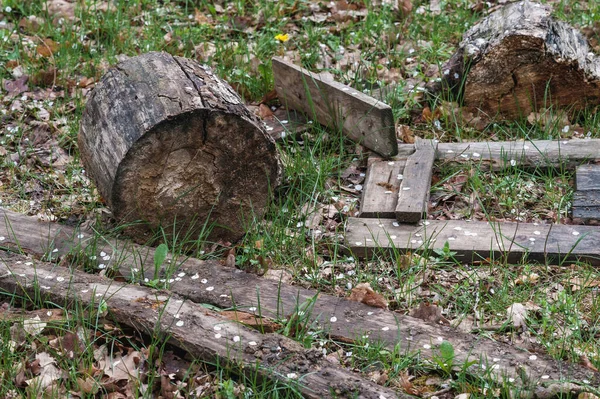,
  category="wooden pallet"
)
[350,139,600,263]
